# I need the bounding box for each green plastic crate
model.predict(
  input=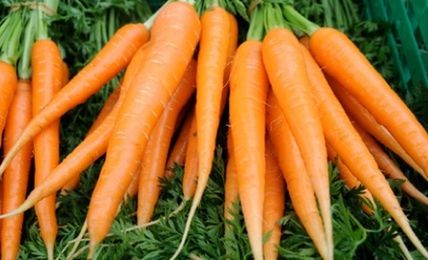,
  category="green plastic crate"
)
[364,0,428,90]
